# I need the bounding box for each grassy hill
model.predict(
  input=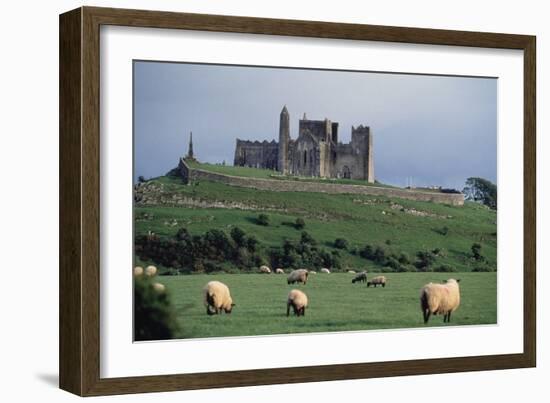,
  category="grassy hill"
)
[134,173,496,273]
[187,161,398,188]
